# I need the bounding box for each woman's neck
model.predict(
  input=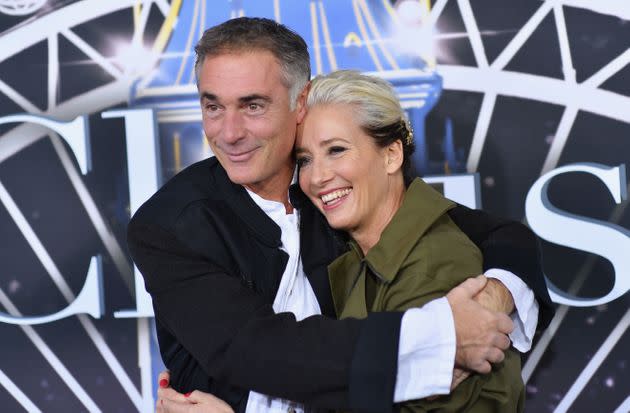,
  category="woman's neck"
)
[351,177,406,255]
